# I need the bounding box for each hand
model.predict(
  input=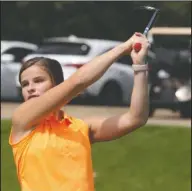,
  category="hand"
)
[130,33,150,65]
[120,33,141,55]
